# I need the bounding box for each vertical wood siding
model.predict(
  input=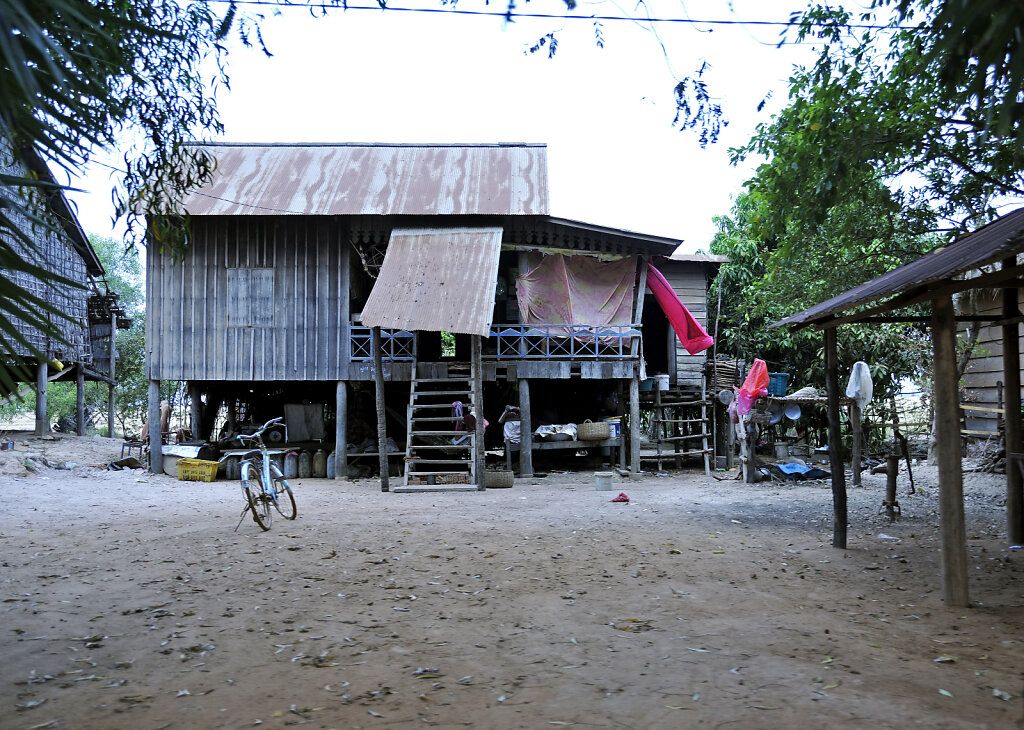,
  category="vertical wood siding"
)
[147,216,349,381]
[660,264,711,387]
[960,288,1024,434]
